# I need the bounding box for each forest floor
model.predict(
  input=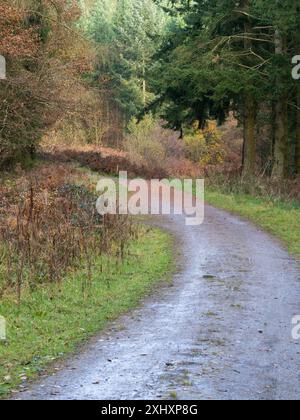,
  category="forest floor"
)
[13,203,300,400]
